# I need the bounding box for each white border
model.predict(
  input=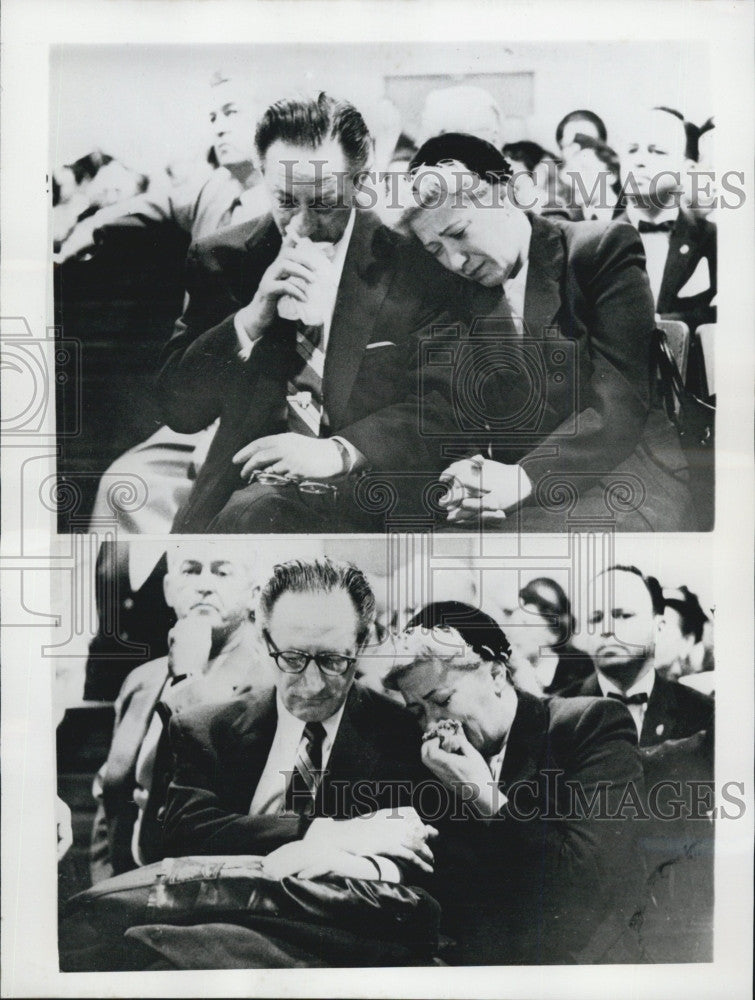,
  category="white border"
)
[2,1,753,997]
